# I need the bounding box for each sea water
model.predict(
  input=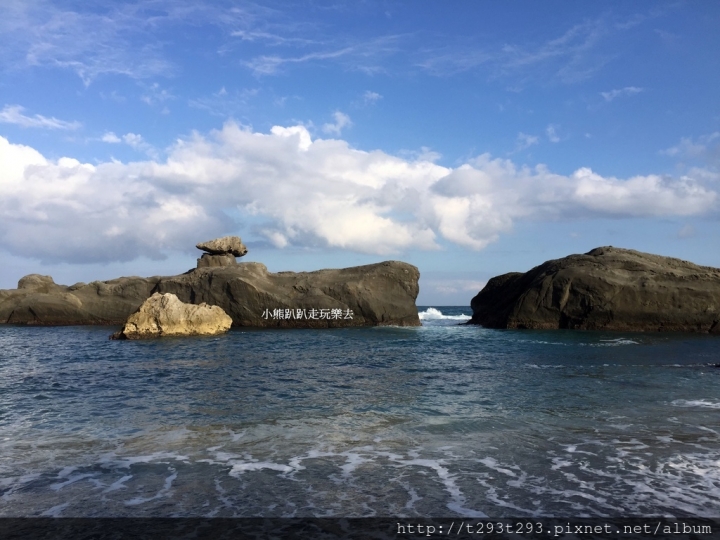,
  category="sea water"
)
[1,307,720,518]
